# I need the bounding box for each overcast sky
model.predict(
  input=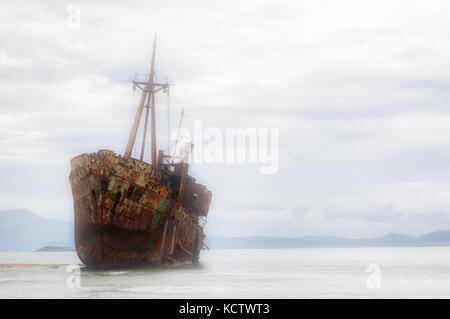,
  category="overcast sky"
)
[1,0,450,238]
